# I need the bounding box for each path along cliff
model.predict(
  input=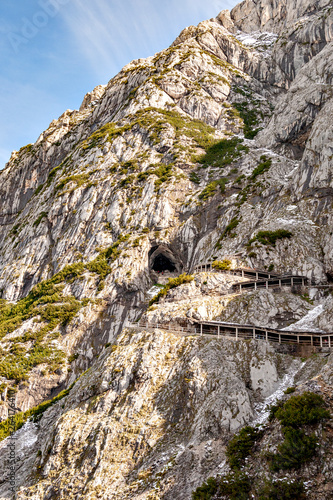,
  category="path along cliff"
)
[0,0,333,498]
